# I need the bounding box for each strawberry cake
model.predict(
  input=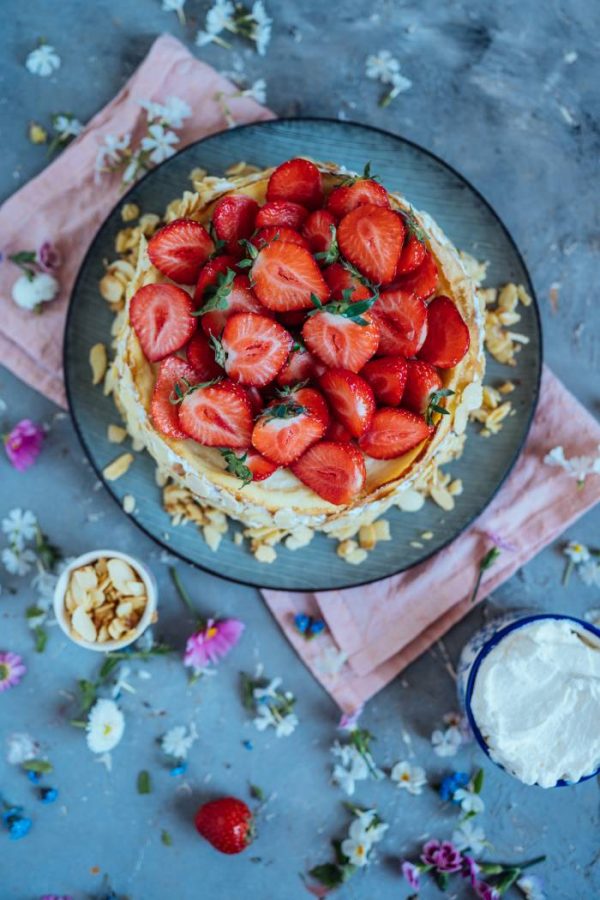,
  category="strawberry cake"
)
[110,158,484,540]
